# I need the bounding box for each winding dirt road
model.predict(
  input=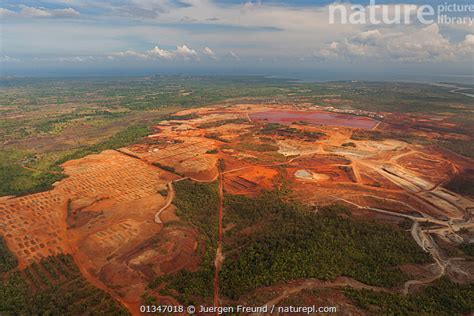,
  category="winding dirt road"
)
[331,196,471,295]
[154,181,175,224]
